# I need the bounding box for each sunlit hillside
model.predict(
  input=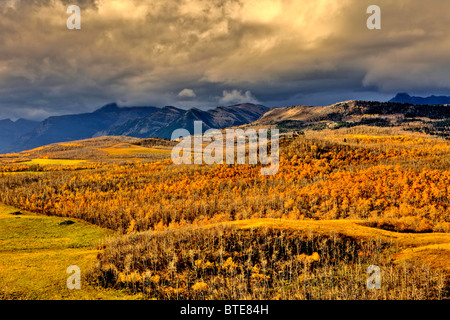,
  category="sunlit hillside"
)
[0,126,449,299]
